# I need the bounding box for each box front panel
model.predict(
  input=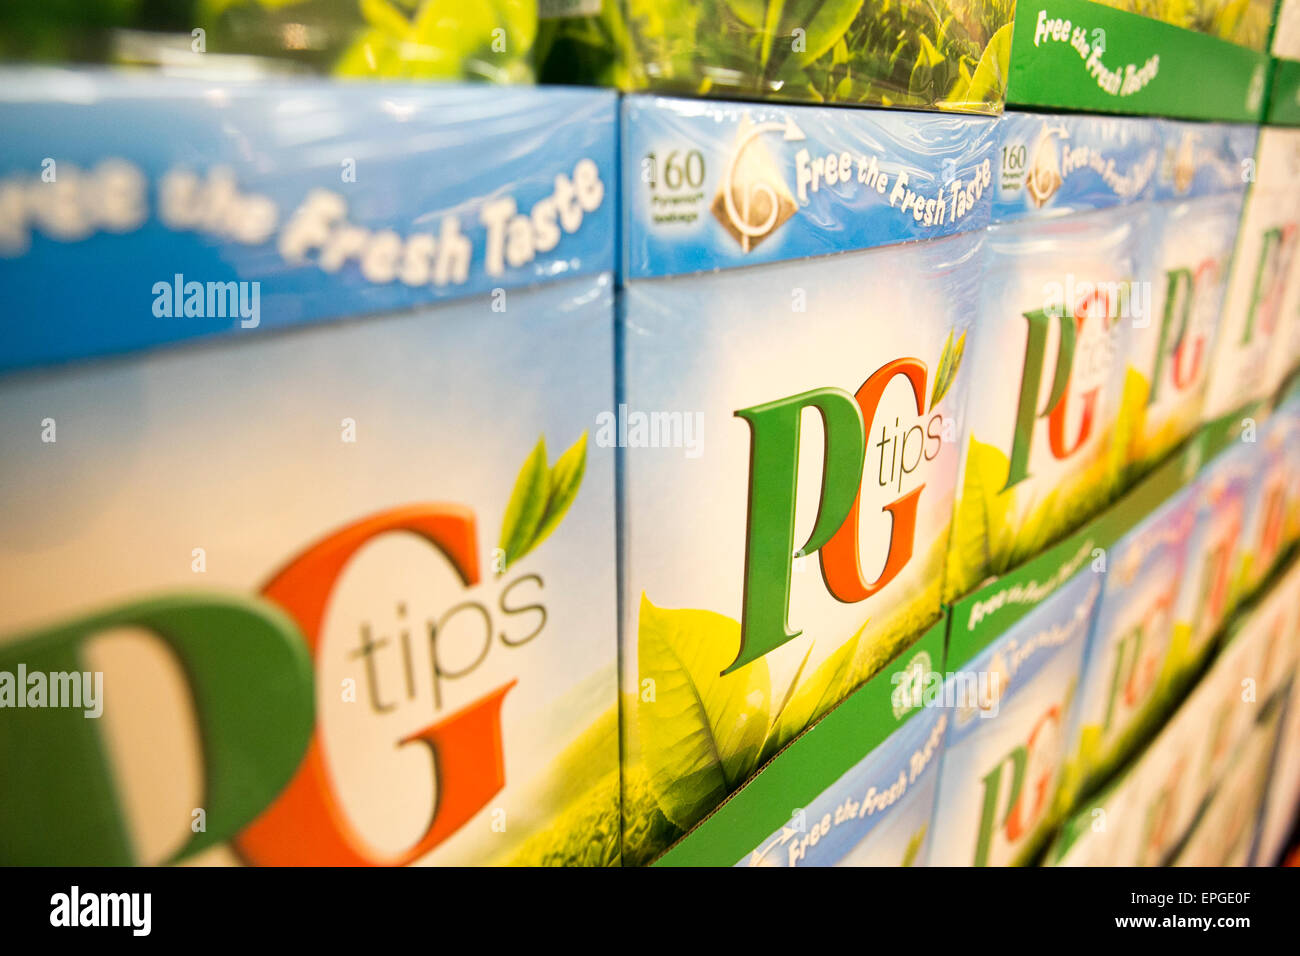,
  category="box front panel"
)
[620,233,979,863]
[930,571,1101,866]
[948,210,1137,599]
